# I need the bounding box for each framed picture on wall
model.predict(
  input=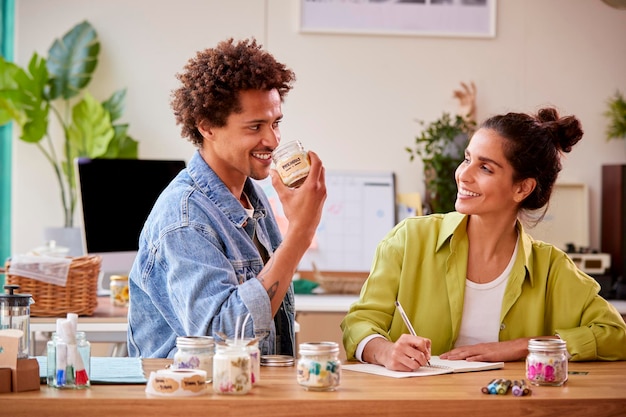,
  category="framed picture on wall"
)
[299,0,497,39]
